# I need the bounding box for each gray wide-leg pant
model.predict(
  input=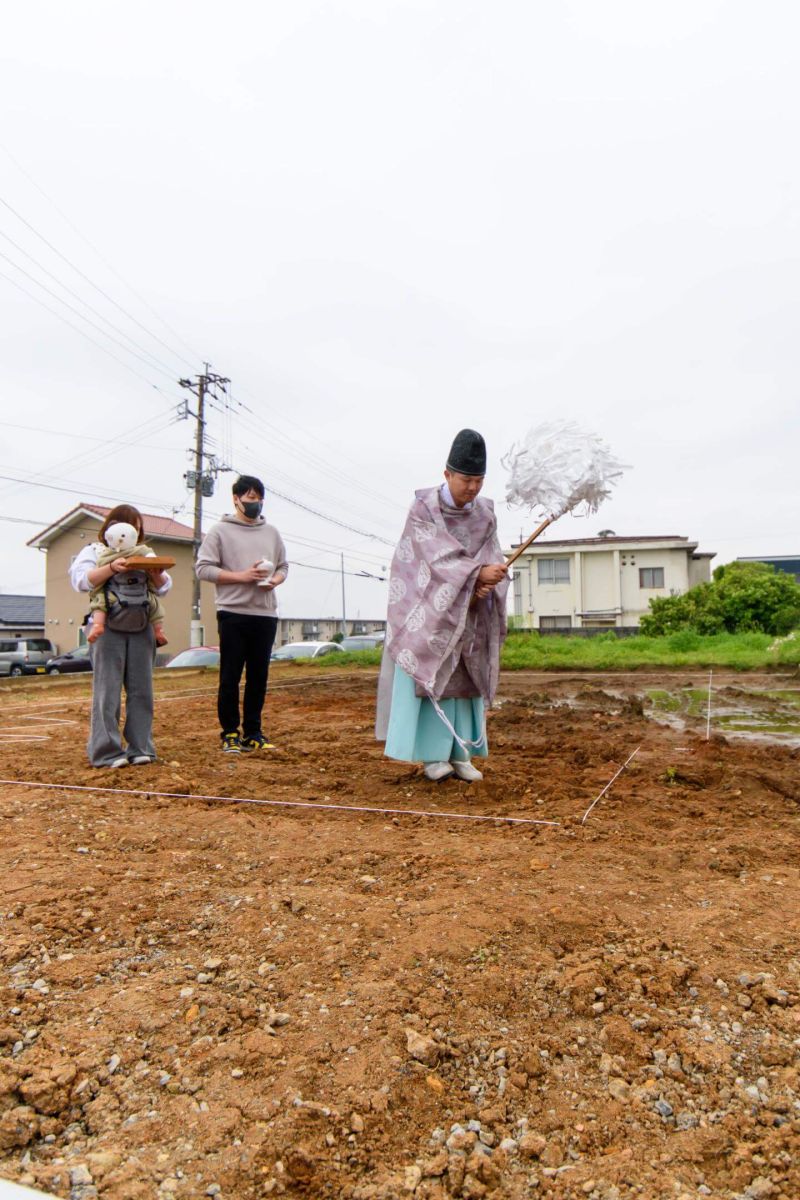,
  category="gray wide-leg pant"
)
[88,626,157,767]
